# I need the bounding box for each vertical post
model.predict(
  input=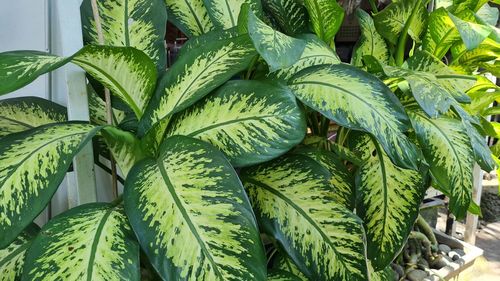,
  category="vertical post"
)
[51,0,97,208]
[465,164,483,244]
